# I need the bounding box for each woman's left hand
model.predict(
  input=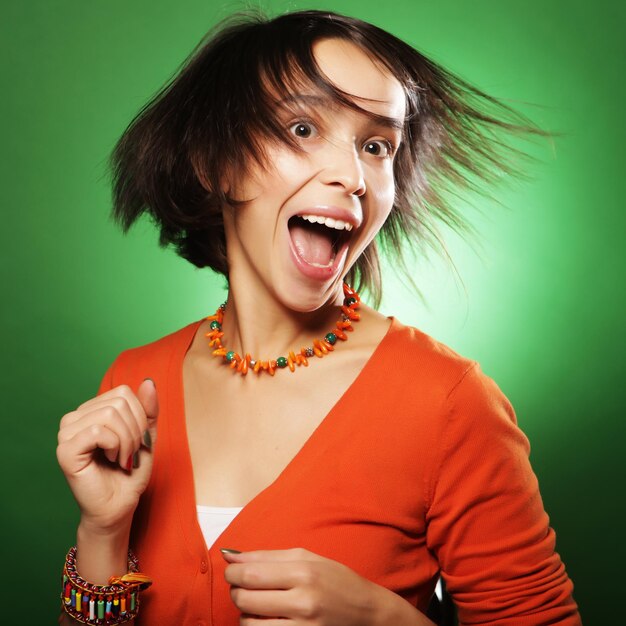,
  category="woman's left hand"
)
[222,547,418,626]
